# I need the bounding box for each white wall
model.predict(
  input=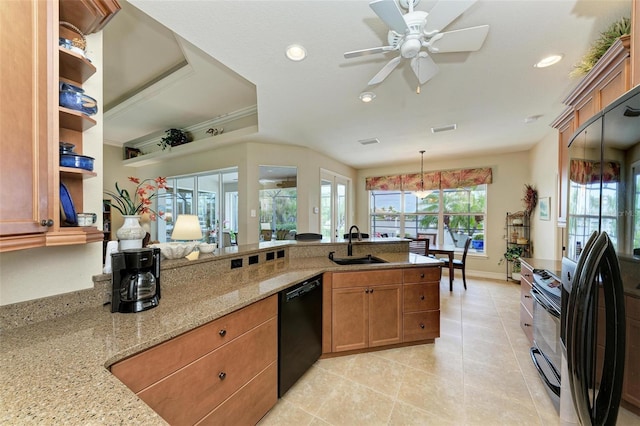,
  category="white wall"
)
[356,150,533,277]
